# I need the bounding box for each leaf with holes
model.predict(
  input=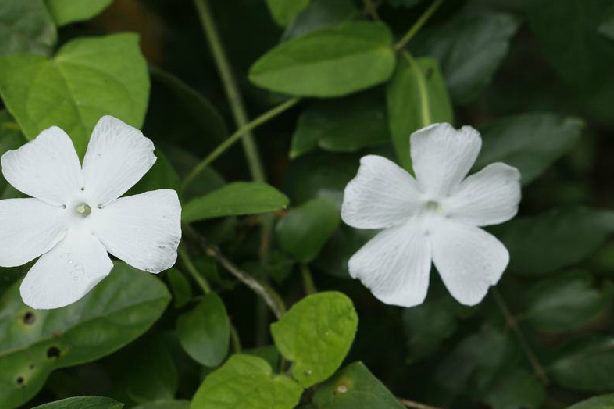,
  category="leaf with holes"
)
[0,33,149,156]
[191,354,303,409]
[386,55,452,171]
[271,292,358,387]
[0,0,57,56]
[32,397,123,409]
[0,262,170,409]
